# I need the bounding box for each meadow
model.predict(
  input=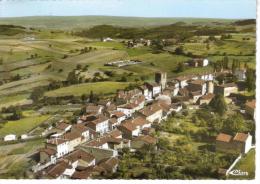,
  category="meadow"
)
[44,81,130,97]
[0,115,50,138]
